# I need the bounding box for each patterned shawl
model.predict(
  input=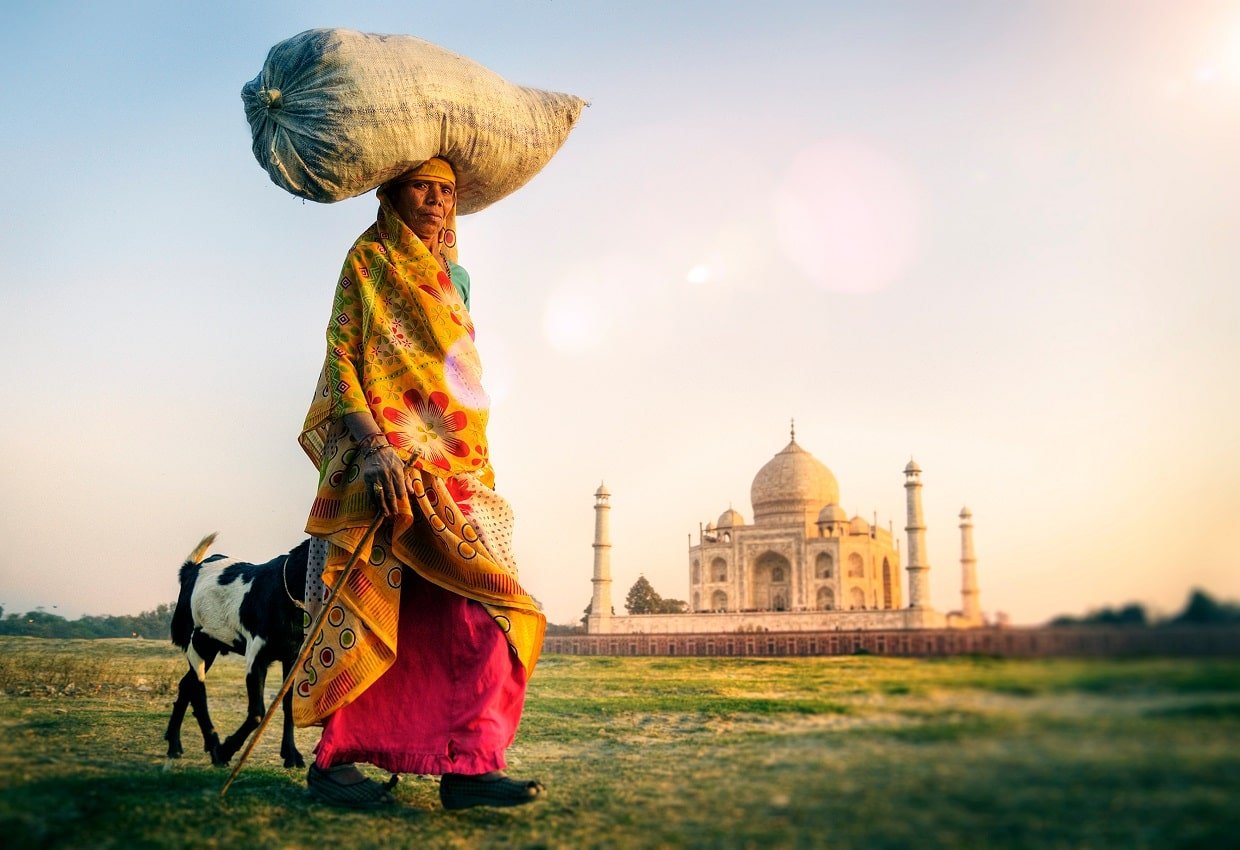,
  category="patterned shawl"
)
[293,197,545,726]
